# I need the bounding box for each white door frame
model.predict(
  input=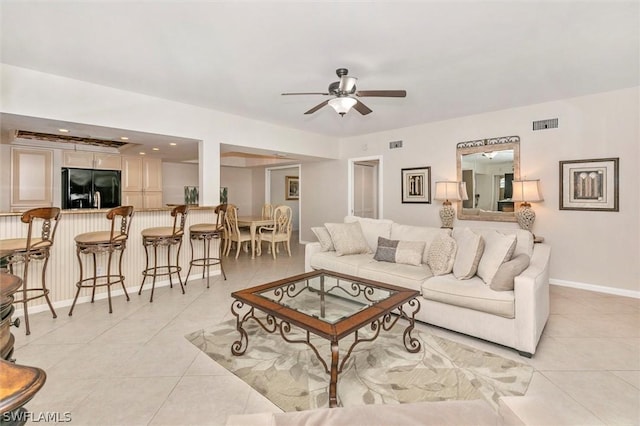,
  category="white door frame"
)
[265,164,302,241]
[348,155,383,218]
